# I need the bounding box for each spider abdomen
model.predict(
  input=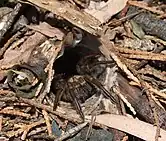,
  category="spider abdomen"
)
[52,75,96,104]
